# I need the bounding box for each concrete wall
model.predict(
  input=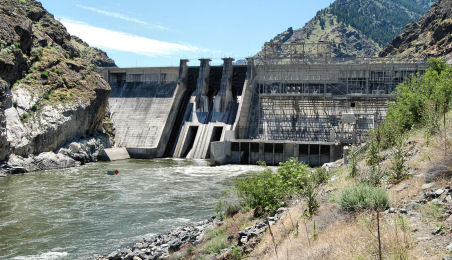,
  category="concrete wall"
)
[102,59,426,165]
[243,61,427,144]
[107,67,182,158]
[211,140,342,167]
